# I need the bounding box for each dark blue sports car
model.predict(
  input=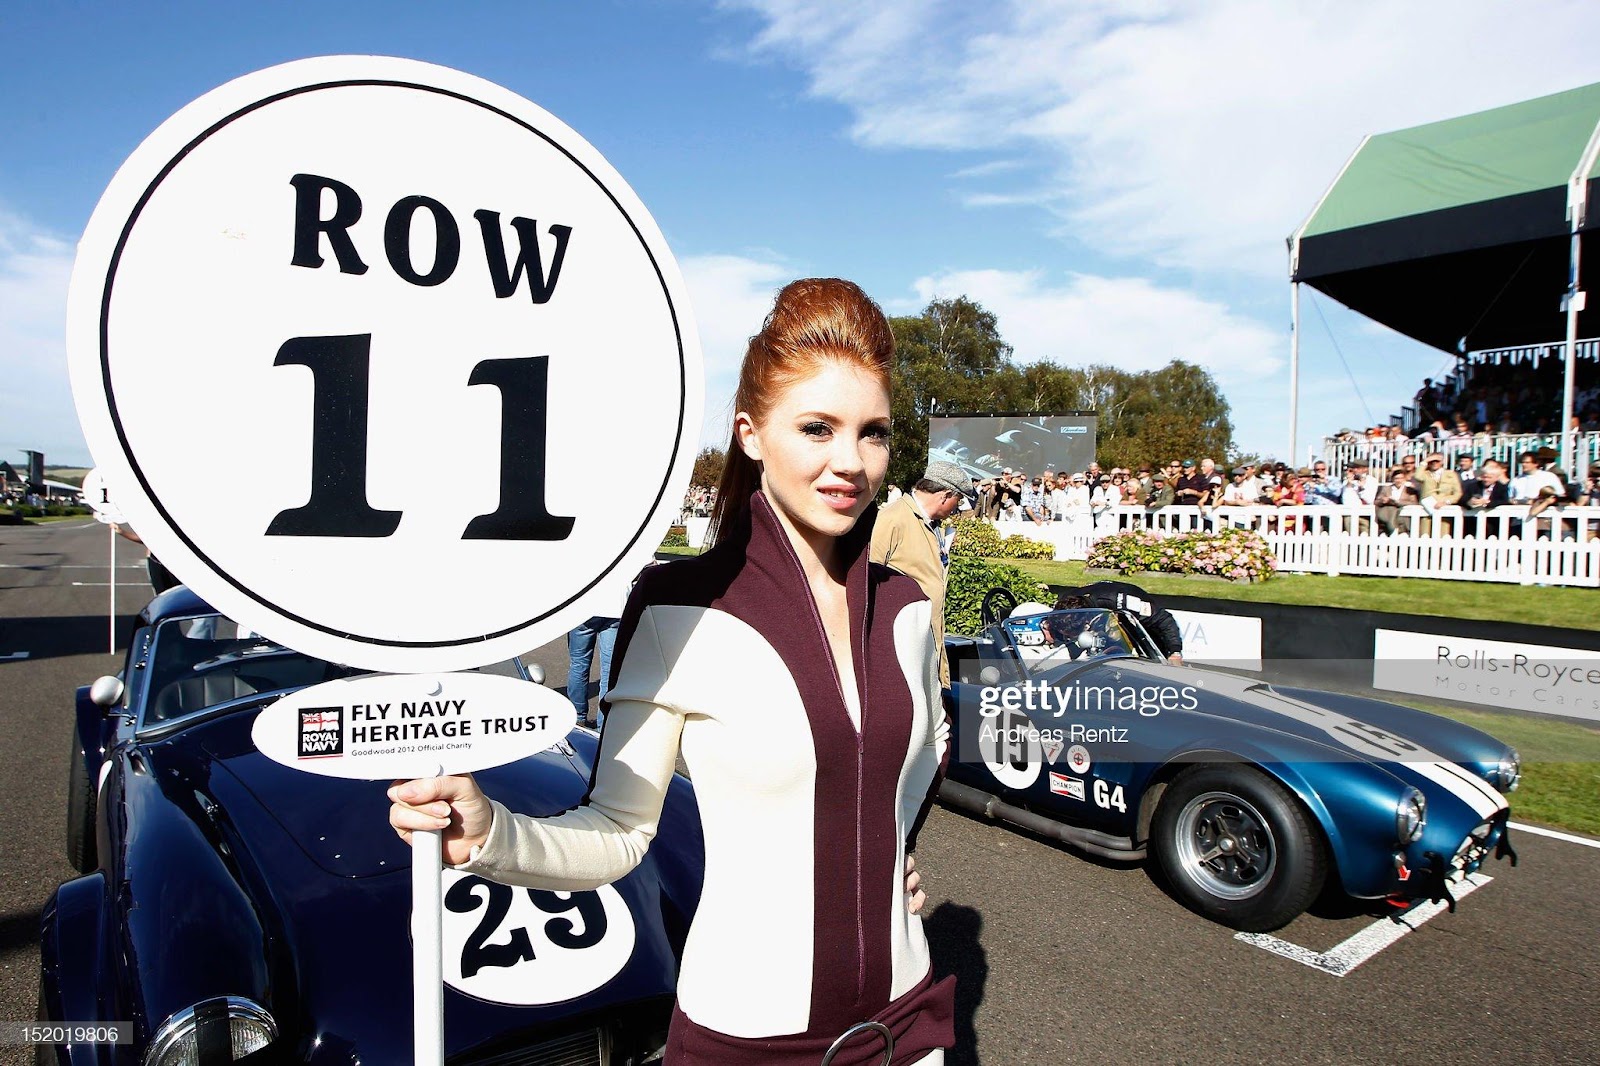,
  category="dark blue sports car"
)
[941,593,1518,931]
[40,587,703,1065]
